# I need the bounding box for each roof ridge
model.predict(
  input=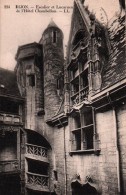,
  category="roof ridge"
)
[75,0,90,32]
